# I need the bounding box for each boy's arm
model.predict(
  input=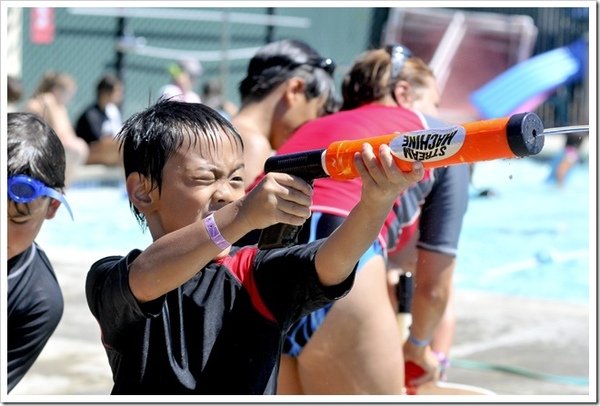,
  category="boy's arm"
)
[128,172,312,303]
[315,143,424,286]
